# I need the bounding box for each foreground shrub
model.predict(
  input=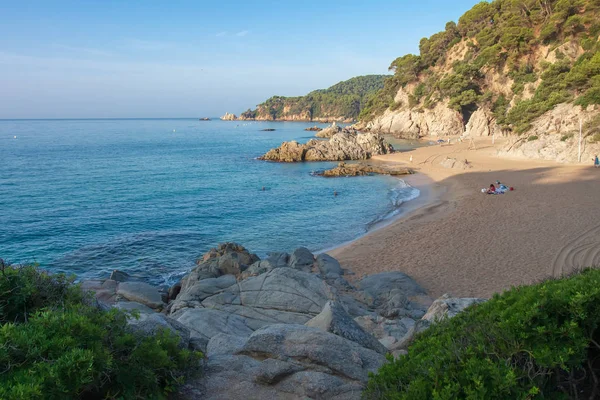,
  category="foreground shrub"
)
[364,269,600,399]
[0,262,201,399]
